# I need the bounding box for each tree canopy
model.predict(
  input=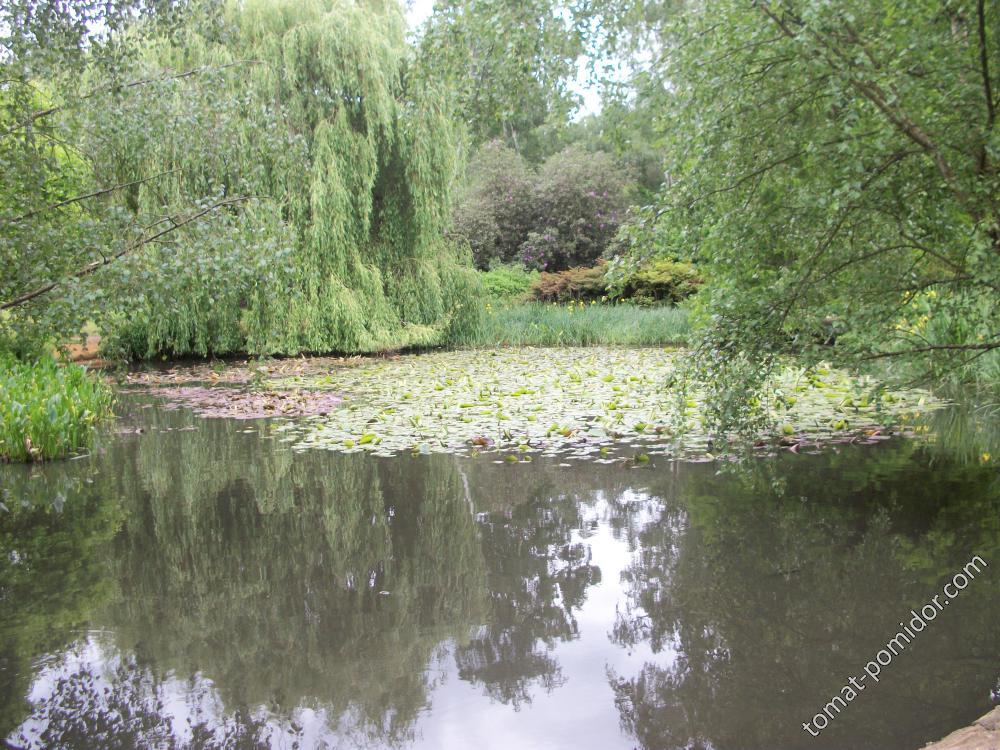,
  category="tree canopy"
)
[620,0,1000,407]
[413,0,584,159]
[2,0,480,358]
